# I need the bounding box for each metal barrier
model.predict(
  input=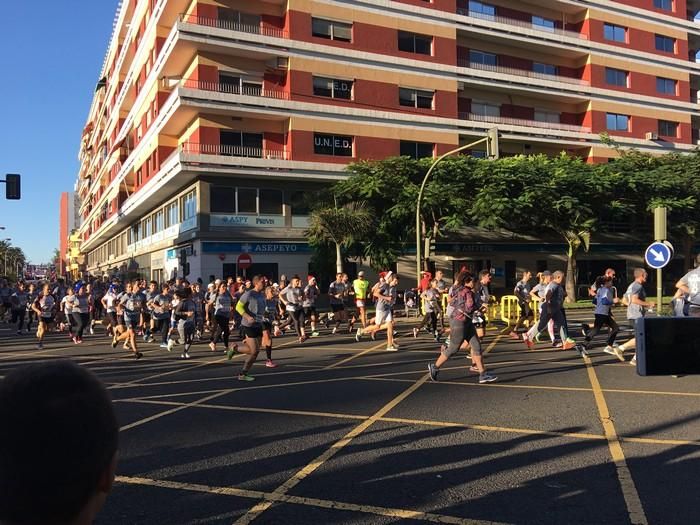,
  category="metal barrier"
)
[500,295,520,327]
